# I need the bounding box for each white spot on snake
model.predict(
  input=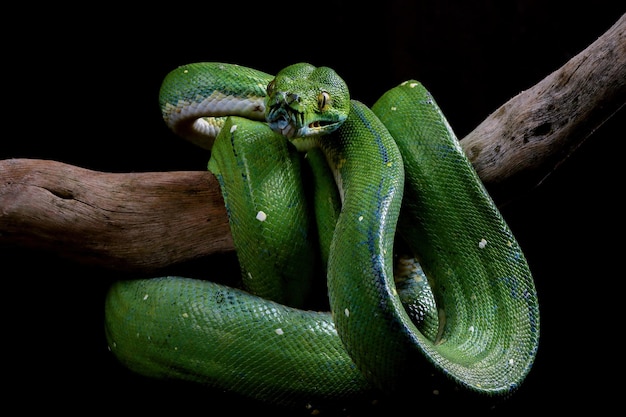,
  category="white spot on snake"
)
[275,328,284,335]
[358,215,364,221]
[409,82,419,88]
[230,124,238,133]
[143,294,149,300]
[183,69,188,74]
[469,325,475,332]
[509,358,515,365]
[247,271,253,280]
[391,106,397,111]
[344,308,350,317]
[182,312,189,318]
[256,211,267,221]
[478,238,488,249]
